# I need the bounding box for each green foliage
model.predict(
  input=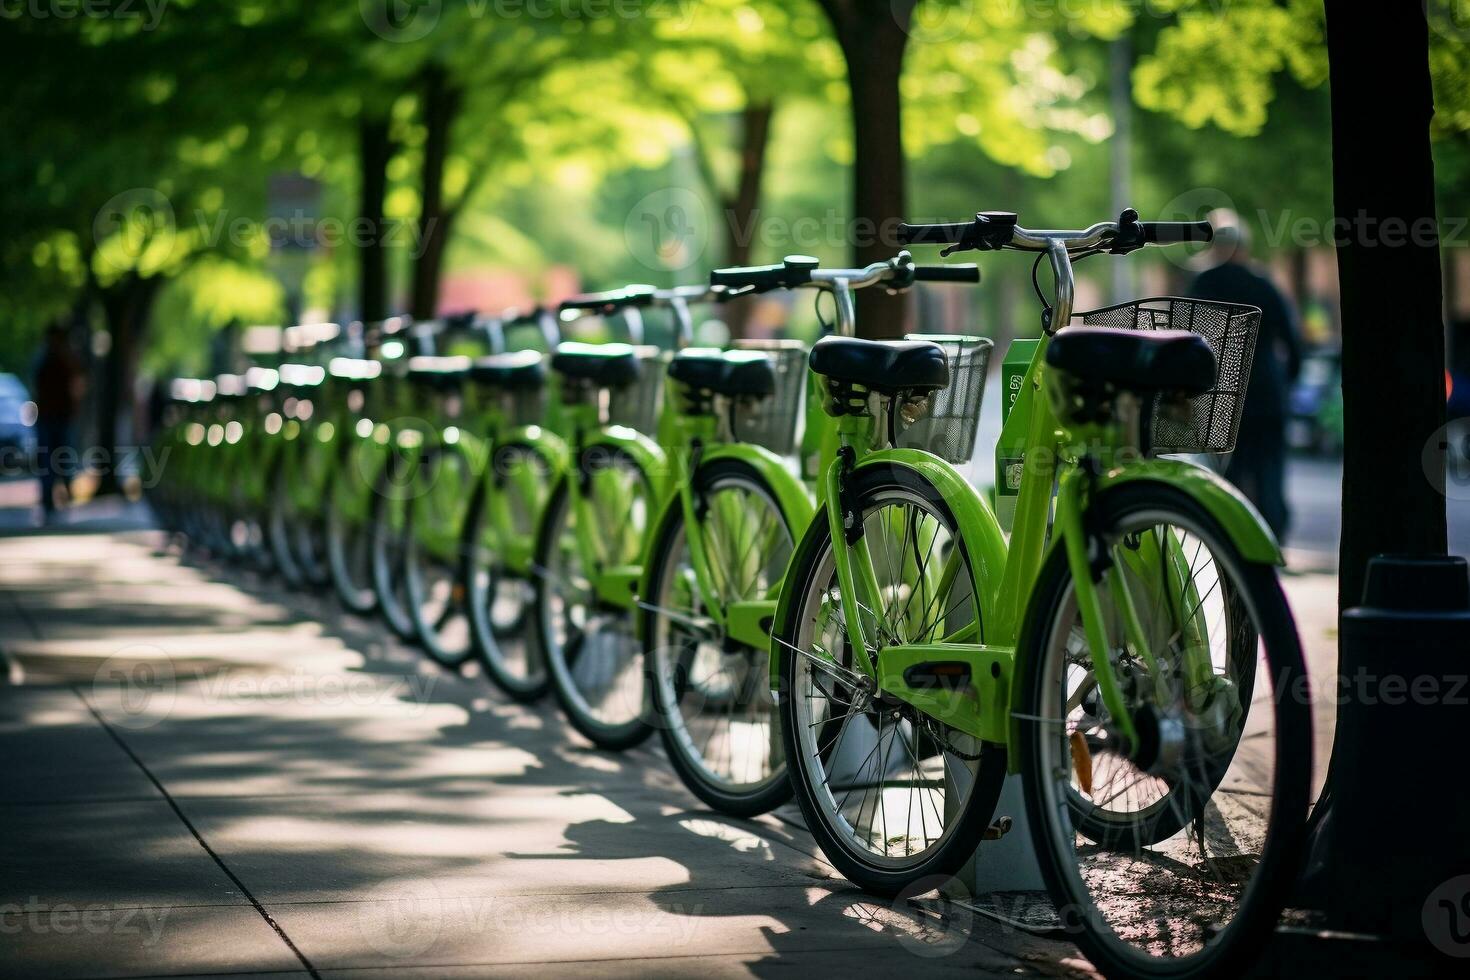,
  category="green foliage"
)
[5,0,1466,379]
